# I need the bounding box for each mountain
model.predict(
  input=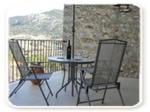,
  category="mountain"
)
[9,9,63,39]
